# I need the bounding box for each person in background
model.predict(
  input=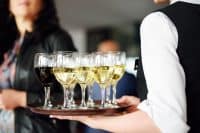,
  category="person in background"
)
[0,0,78,133]
[51,0,200,132]
[97,40,120,52]
[83,40,137,133]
